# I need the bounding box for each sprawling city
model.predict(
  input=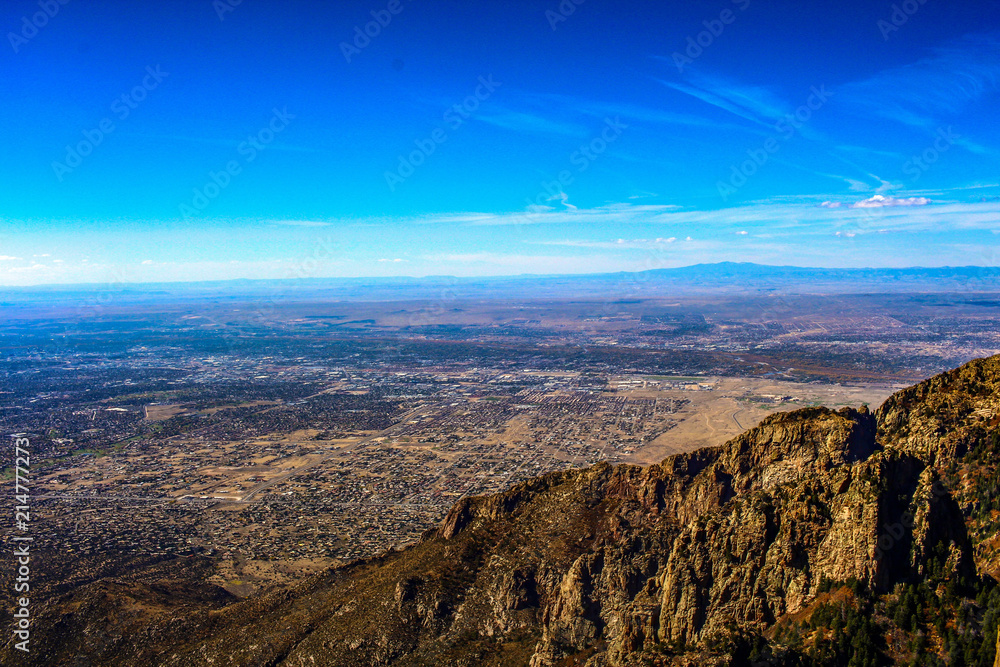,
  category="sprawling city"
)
[4,0,1000,664]
[3,282,998,603]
